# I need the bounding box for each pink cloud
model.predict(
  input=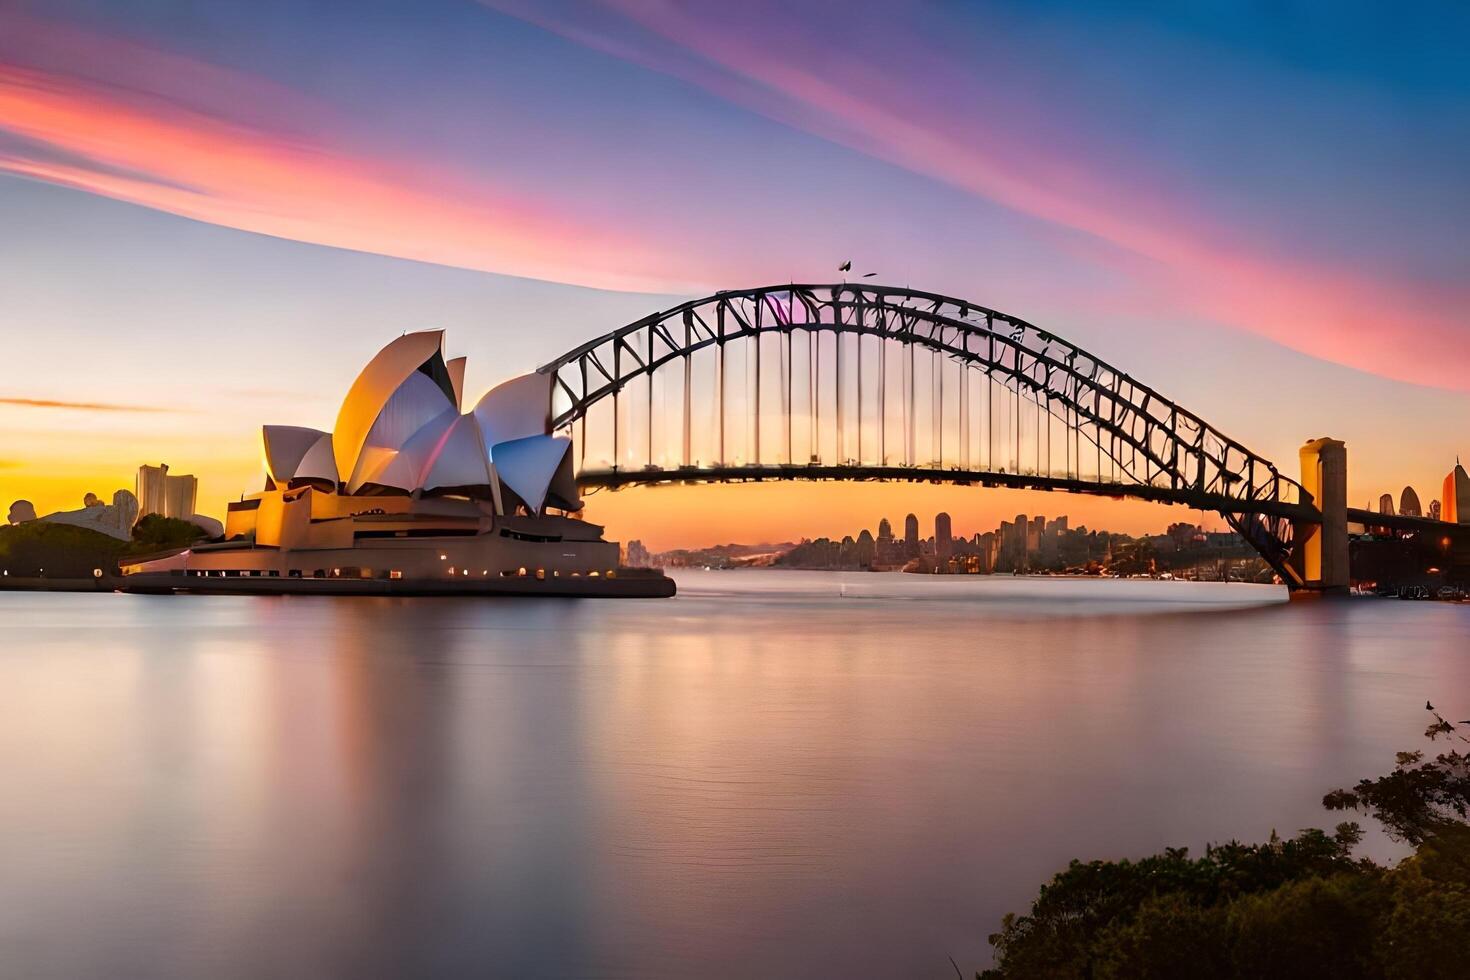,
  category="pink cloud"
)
[0,14,704,294]
[486,0,1470,390]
